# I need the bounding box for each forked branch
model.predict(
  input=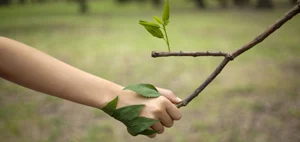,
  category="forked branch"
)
[152,2,300,108]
